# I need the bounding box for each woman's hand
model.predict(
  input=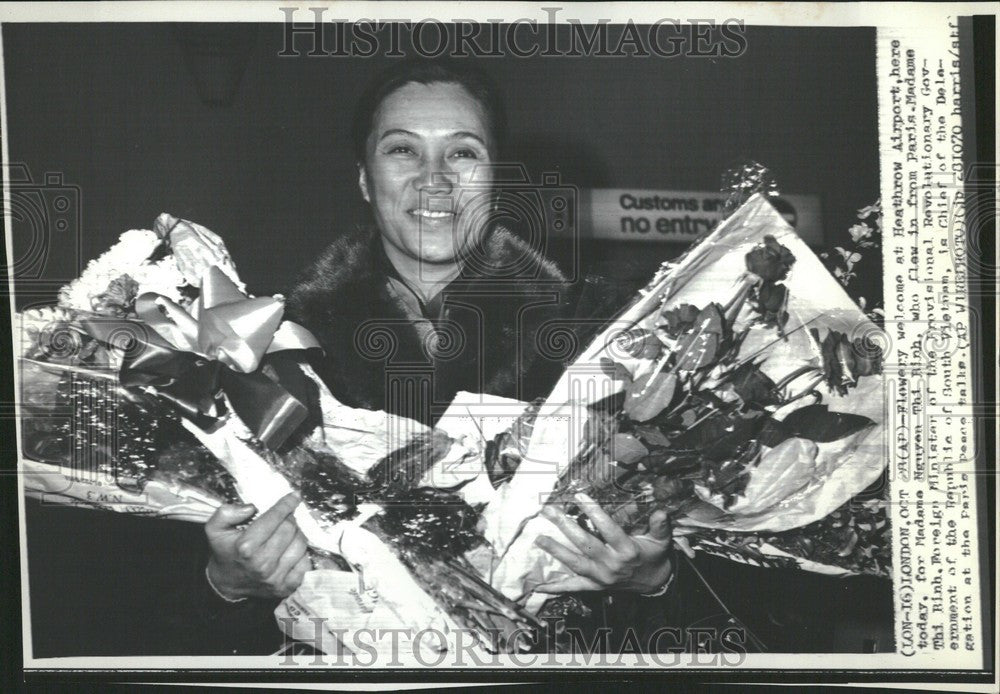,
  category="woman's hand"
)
[205,492,311,601]
[534,492,674,595]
